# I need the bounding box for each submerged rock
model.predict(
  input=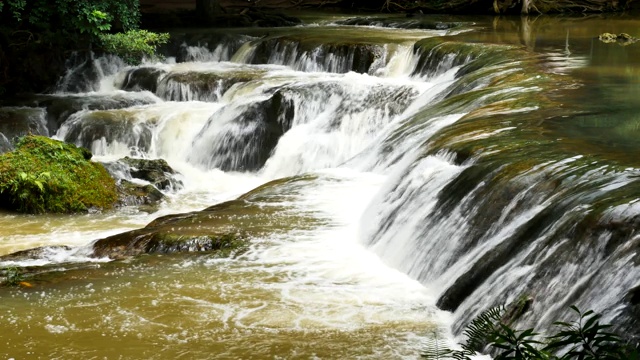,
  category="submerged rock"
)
[598,32,638,45]
[93,175,320,259]
[0,246,72,263]
[92,200,258,259]
[0,135,118,214]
